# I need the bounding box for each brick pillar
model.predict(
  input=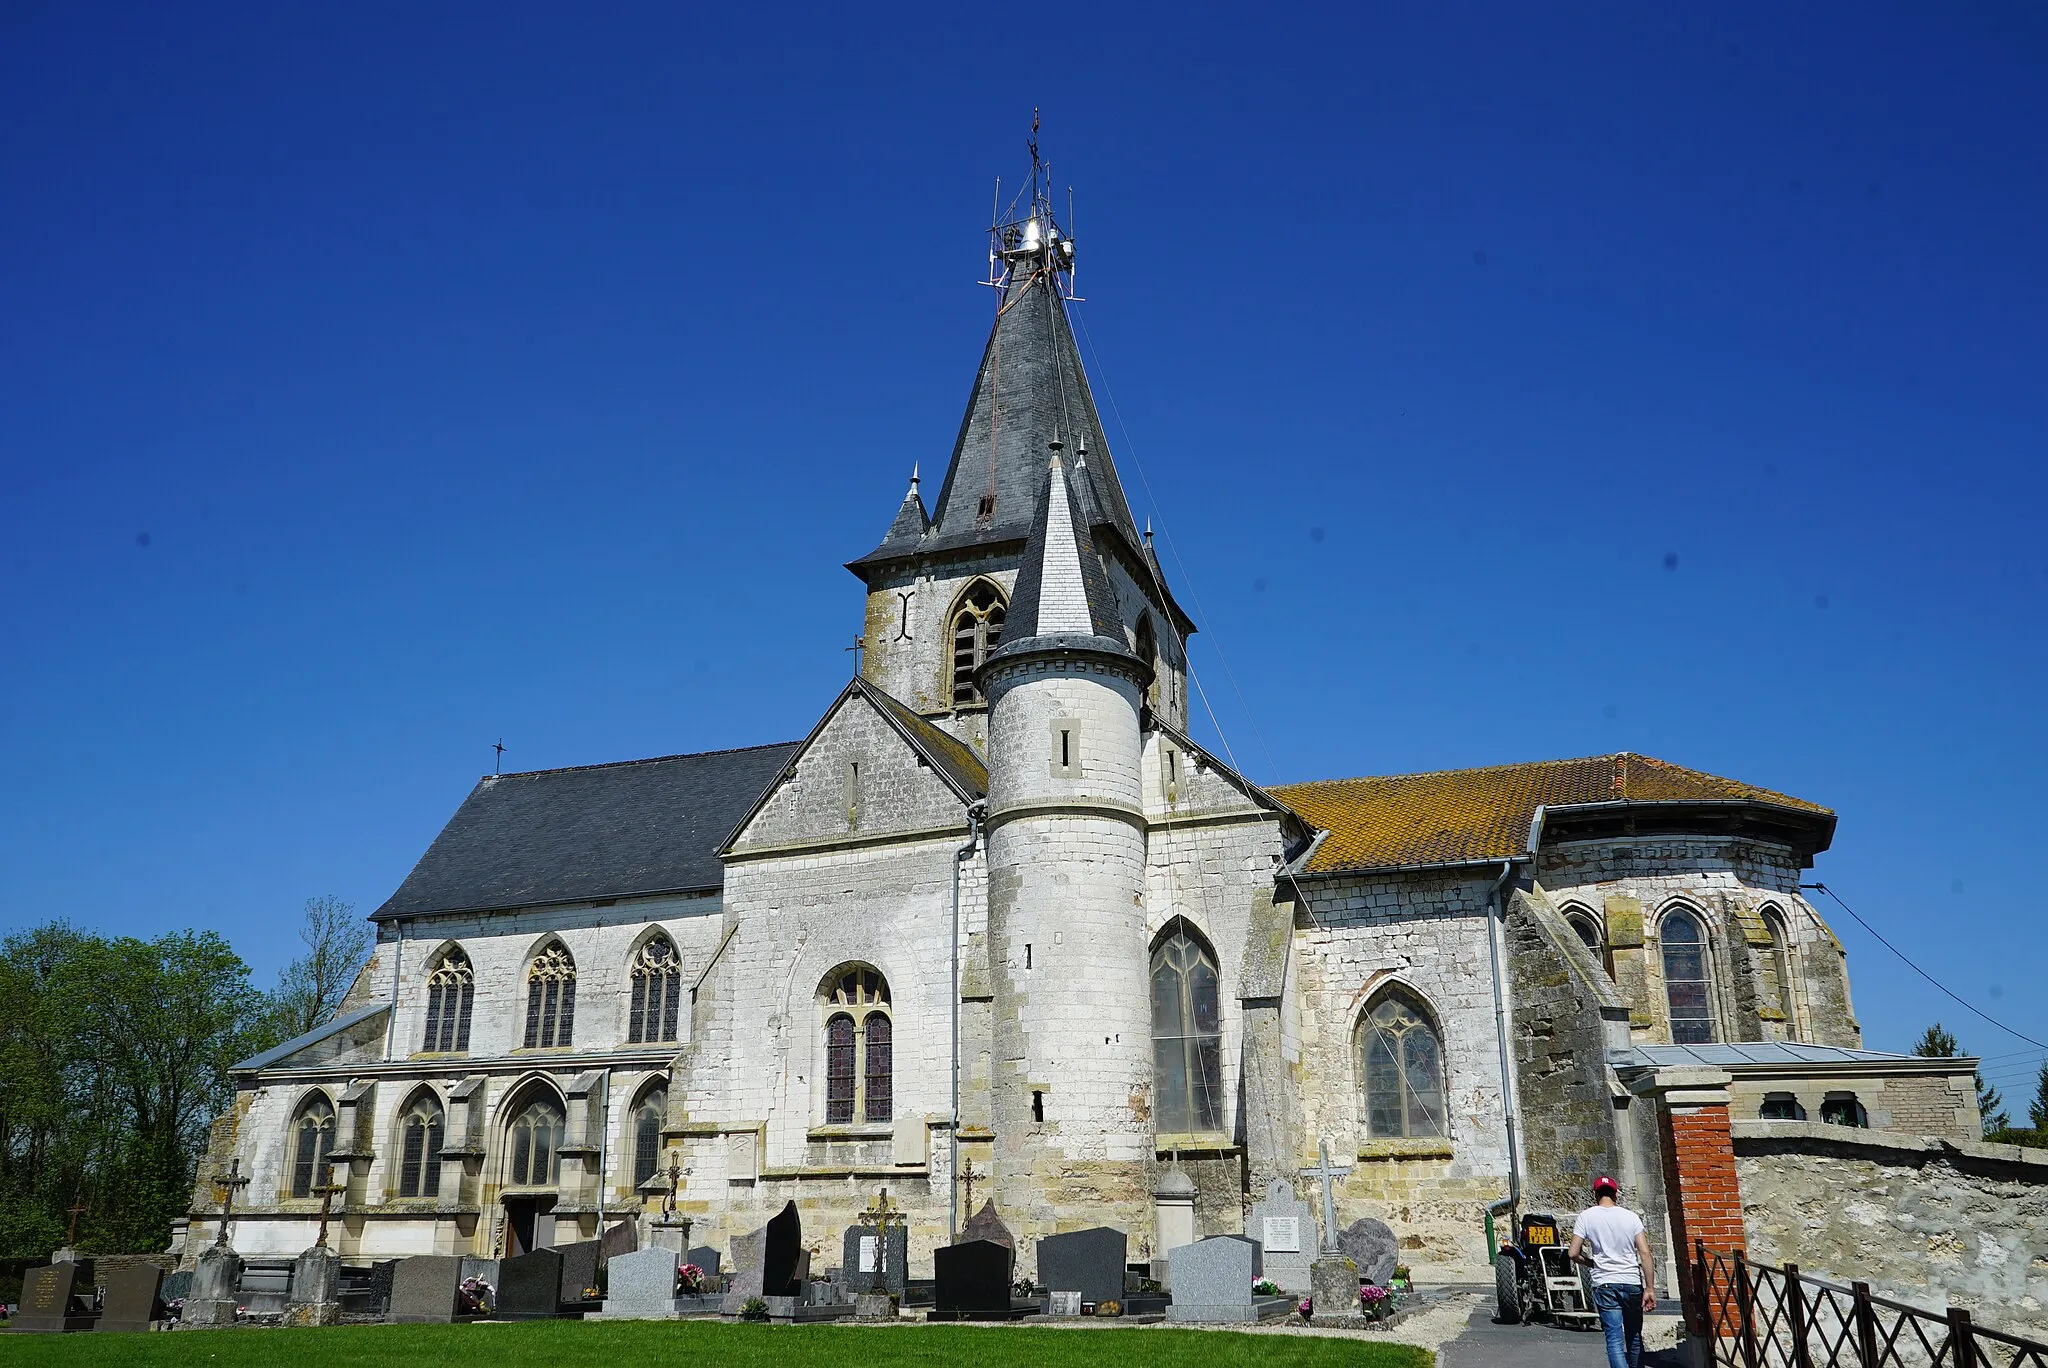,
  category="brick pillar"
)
[1632,1066,1741,1334]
